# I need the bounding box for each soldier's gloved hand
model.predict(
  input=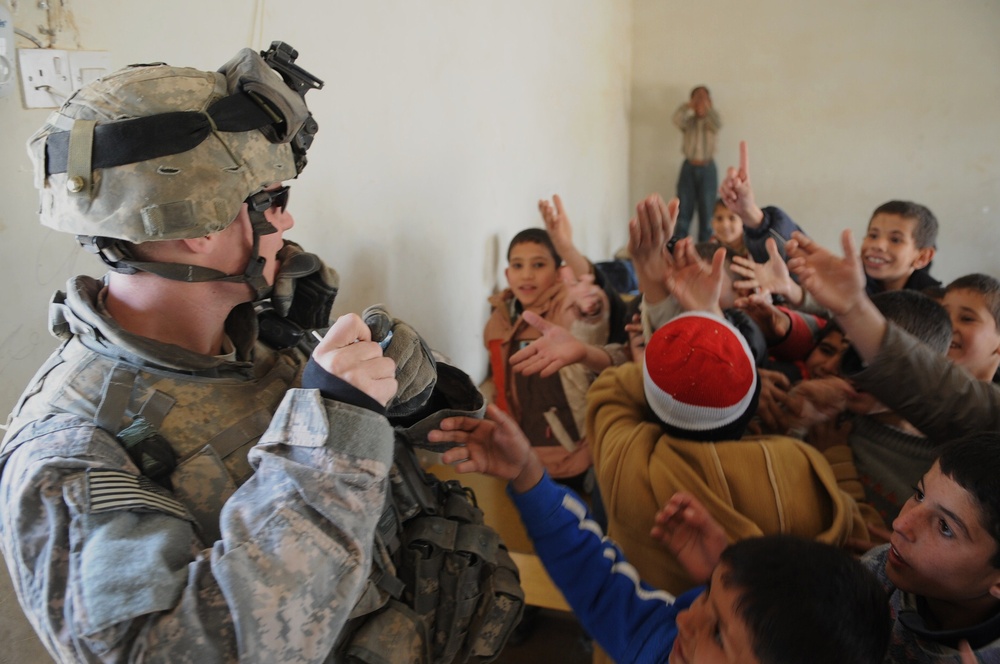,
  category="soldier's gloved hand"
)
[272,240,340,328]
[362,304,437,419]
[310,313,398,407]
